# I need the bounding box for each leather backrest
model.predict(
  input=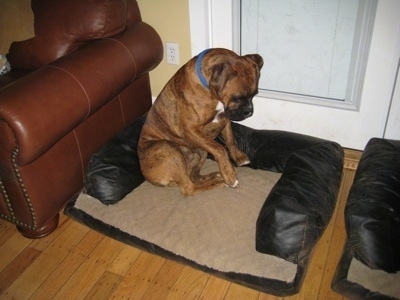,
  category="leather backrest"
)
[7,0,141,70]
